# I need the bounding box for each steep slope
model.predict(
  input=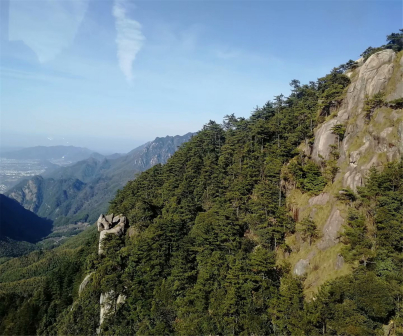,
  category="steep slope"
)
[284,49,403,297]
[47,64,353,334]
[5,133,194,227]
[0,32,401,336]
[43,157,113,183]
[0,226,98,335]
[0,194,52,257]
[6,175,86,216]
